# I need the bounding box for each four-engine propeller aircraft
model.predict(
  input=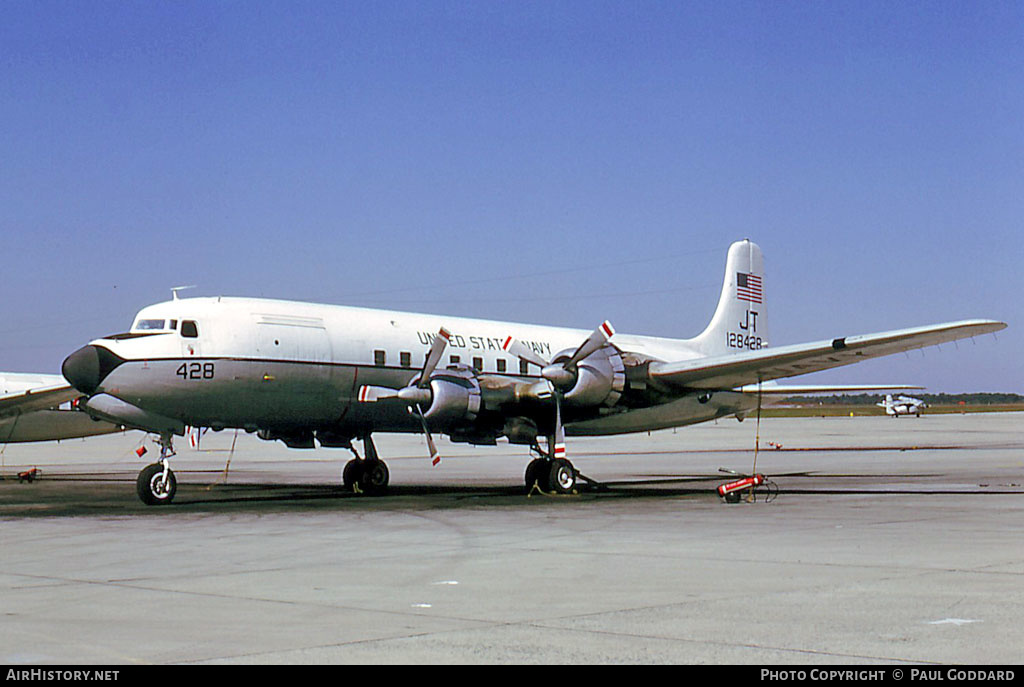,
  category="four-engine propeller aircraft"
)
[60,240,1006,505]
[877,393,928,417]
